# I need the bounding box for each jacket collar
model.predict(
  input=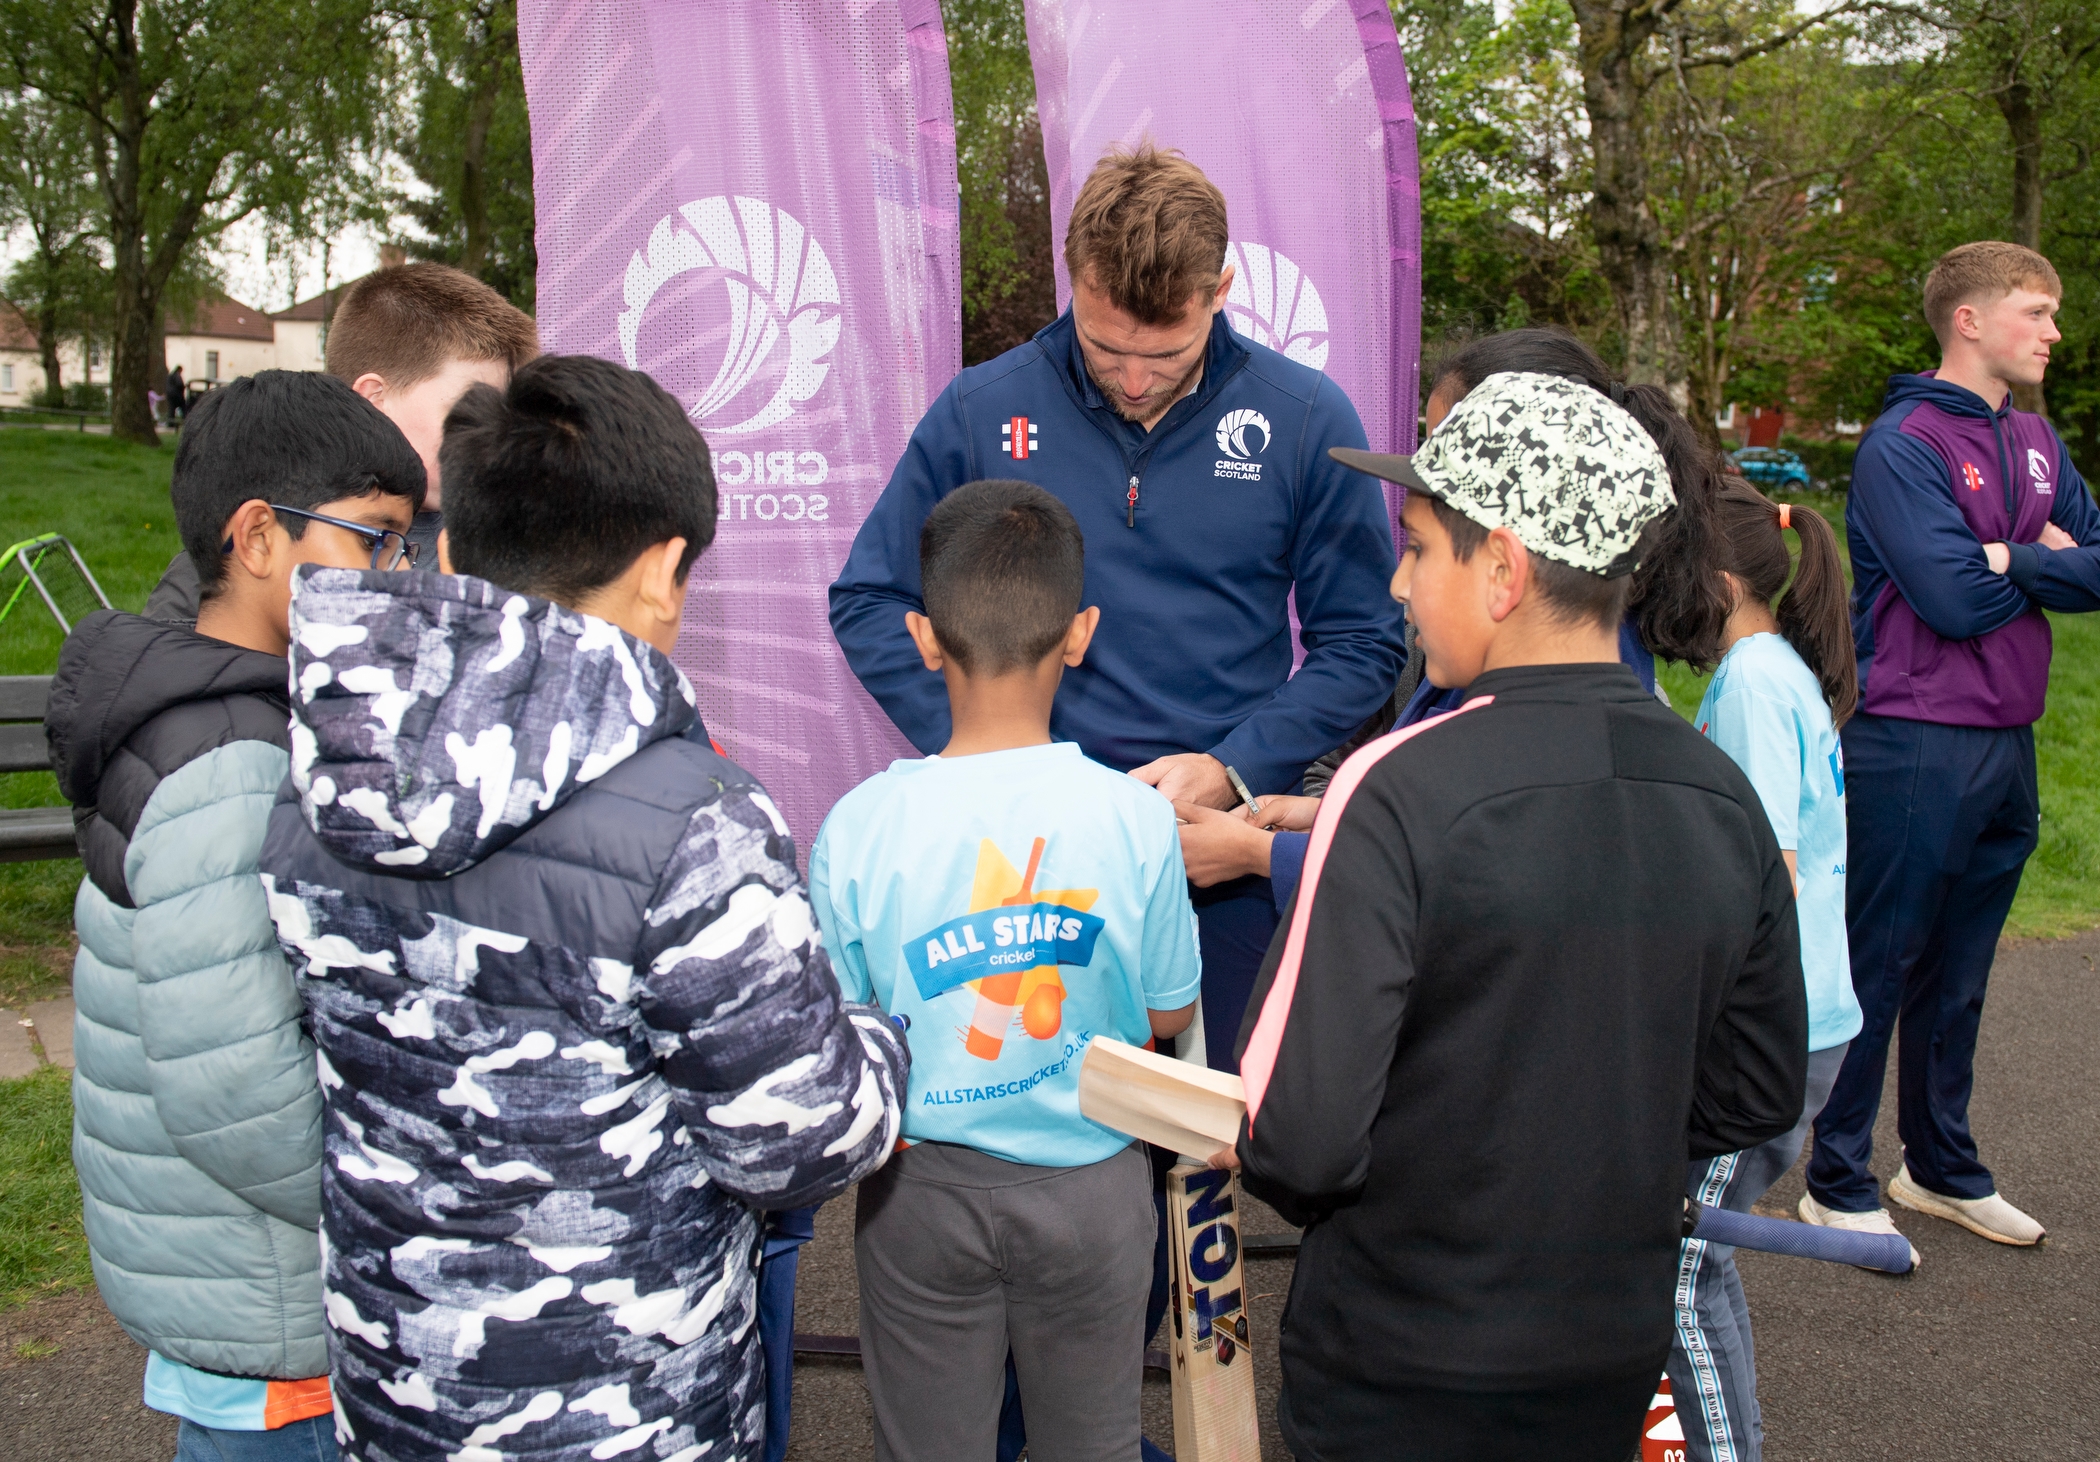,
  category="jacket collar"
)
[1460,661,1651,705]
[47,610,289,809]
[1884,369,2014,423]
[1034,307,1251,447]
